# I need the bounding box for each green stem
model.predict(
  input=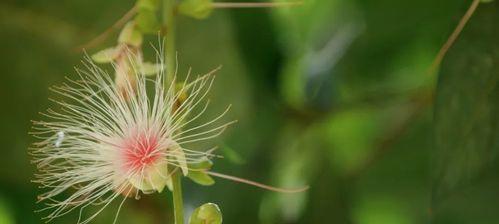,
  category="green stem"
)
[162,0,183,223]
[171,171,184,224]
[163,0,176,84]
